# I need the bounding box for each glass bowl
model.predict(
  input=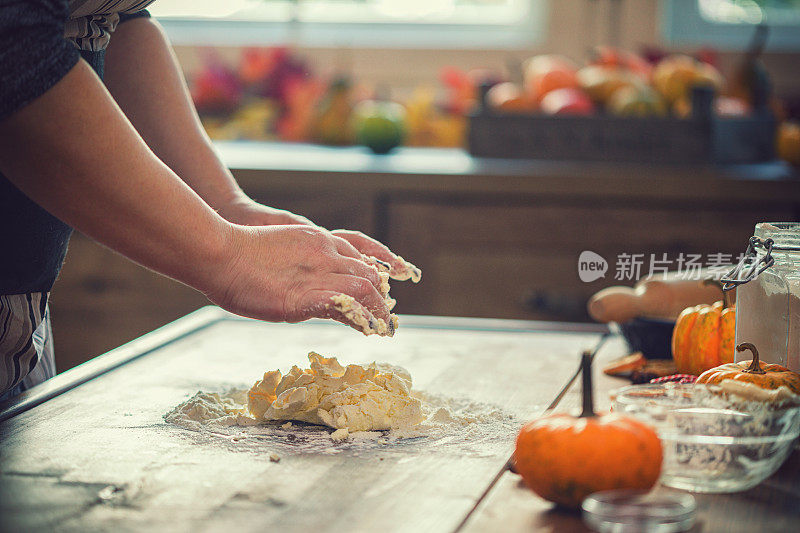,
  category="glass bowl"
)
[611,383,800,493]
